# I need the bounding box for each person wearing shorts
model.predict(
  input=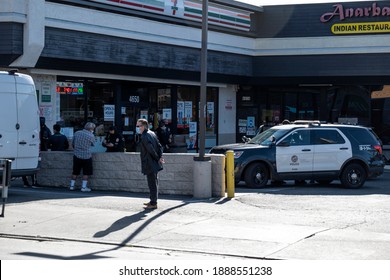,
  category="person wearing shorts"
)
[69,122,96,192]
